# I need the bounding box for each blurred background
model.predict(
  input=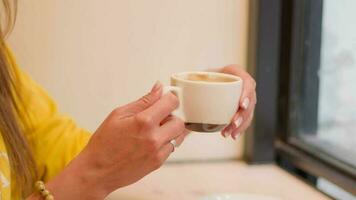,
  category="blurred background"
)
[7,0,356,199]
[8,0,248,161]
